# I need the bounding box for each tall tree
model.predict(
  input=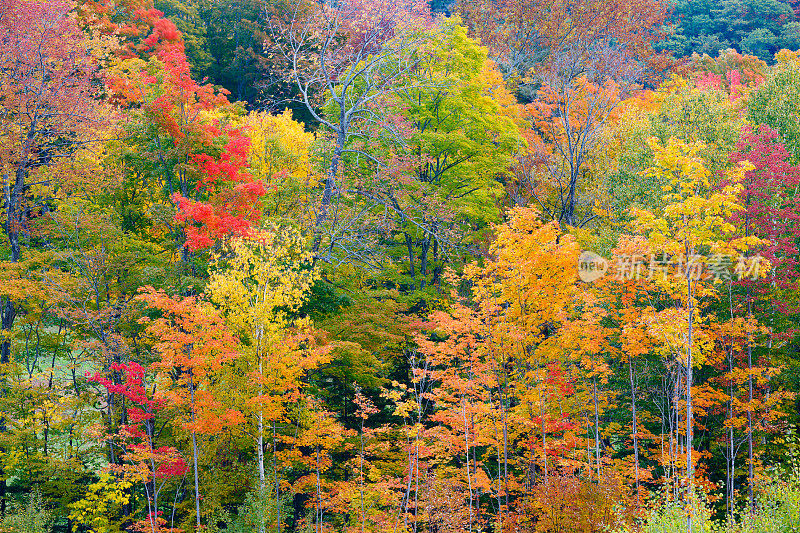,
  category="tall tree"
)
[265,0,433,260]
[137,287,240,529]
[729,124,800,509]
[0,0,104,515]
[207,227,320,533]
[0,0,103,361]
[633,136,761,531]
